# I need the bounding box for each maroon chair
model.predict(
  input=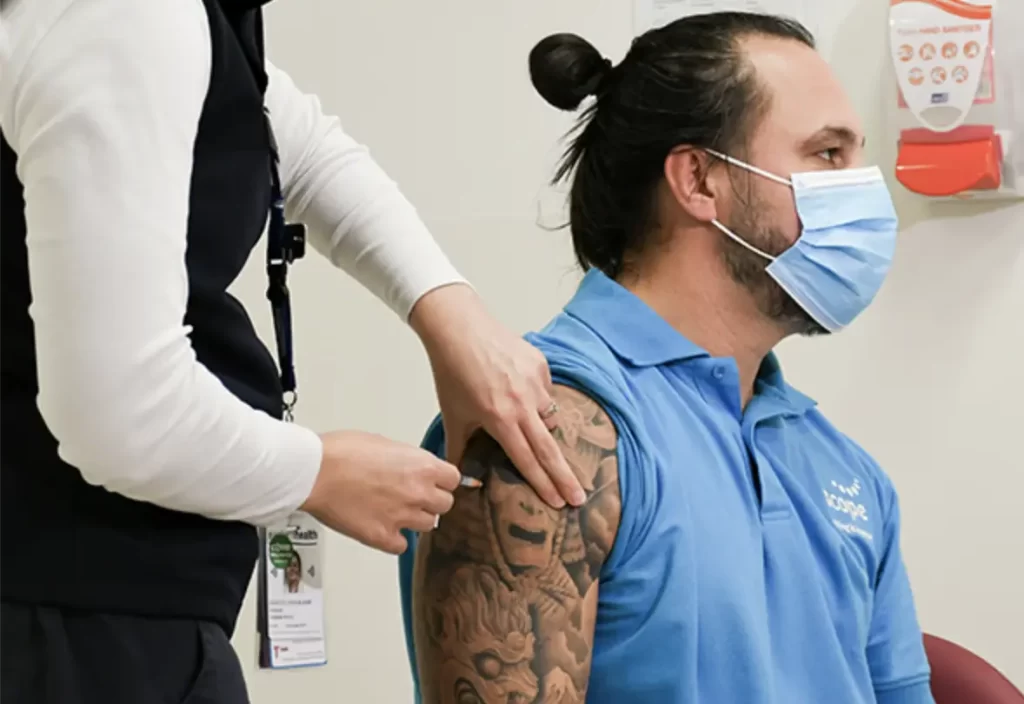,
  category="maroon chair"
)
[924,633,1024,704]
